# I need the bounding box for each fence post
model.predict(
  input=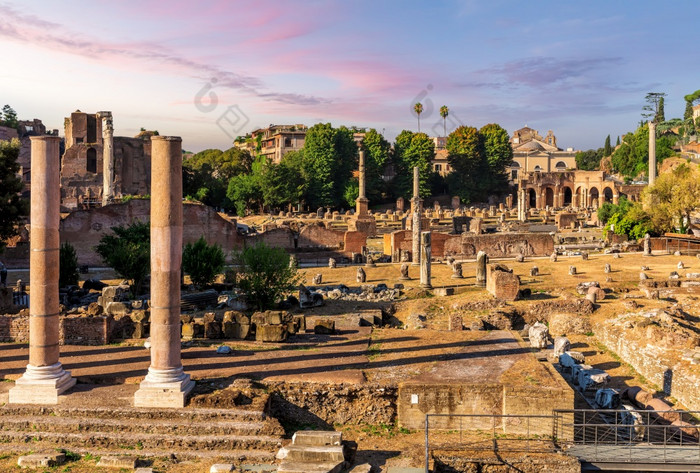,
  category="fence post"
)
[425,415,429,473]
